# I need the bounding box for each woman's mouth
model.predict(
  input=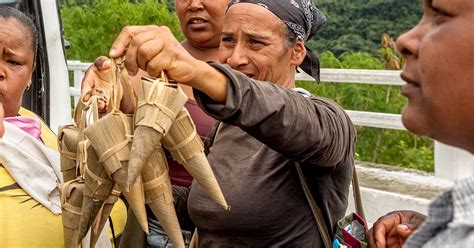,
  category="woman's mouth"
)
[187,17,209,28]
[400,73,421,96]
